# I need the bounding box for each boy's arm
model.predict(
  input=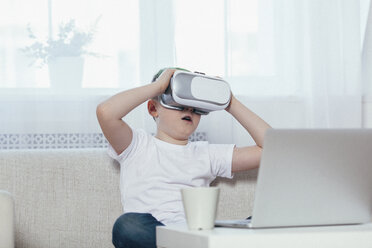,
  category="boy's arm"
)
[226,94,272,172]
[96,69,175,155]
